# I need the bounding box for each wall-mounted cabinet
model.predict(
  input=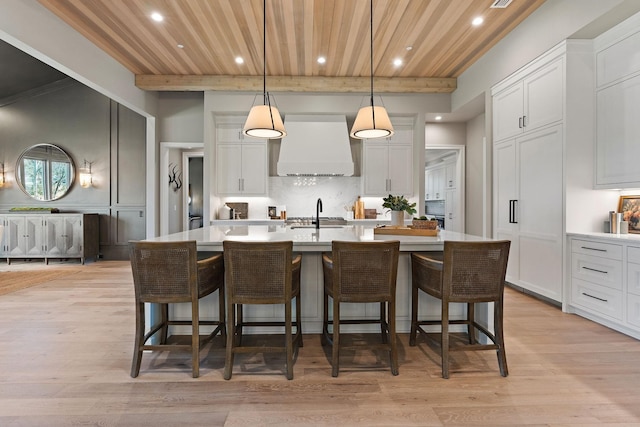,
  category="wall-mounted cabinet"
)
[493,56,563,142]
[362,124,413,196]
[0,213,99,264]
[594,16,640,189]
[215,117,268,196]
[425,165,444,201]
